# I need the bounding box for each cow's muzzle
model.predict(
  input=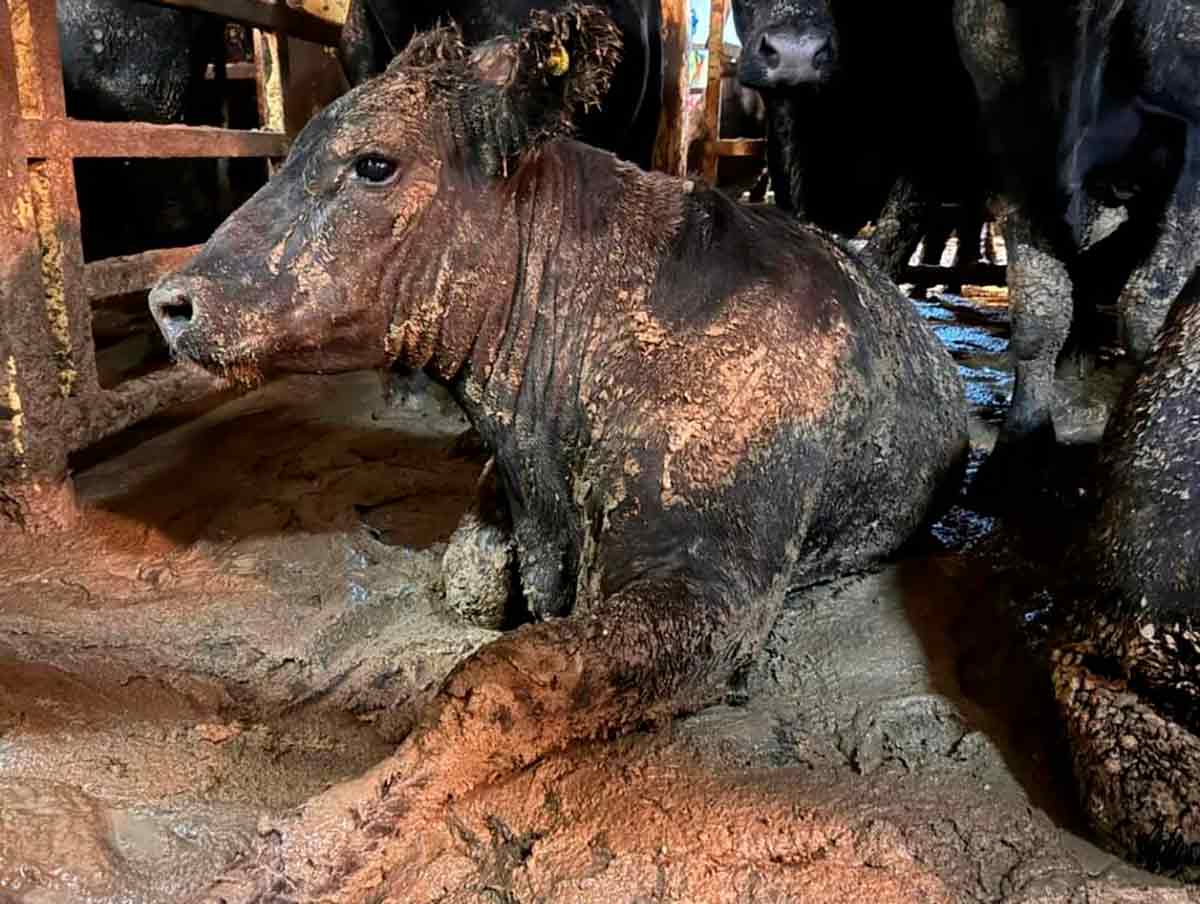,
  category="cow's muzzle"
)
[738,27,835,90]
